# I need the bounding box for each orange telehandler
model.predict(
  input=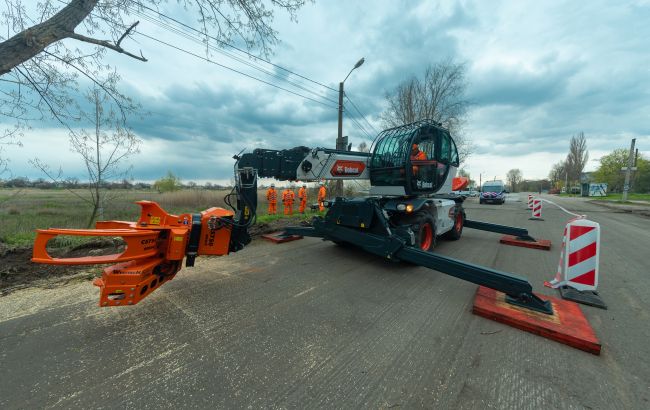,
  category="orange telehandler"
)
[32,120,552,314]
